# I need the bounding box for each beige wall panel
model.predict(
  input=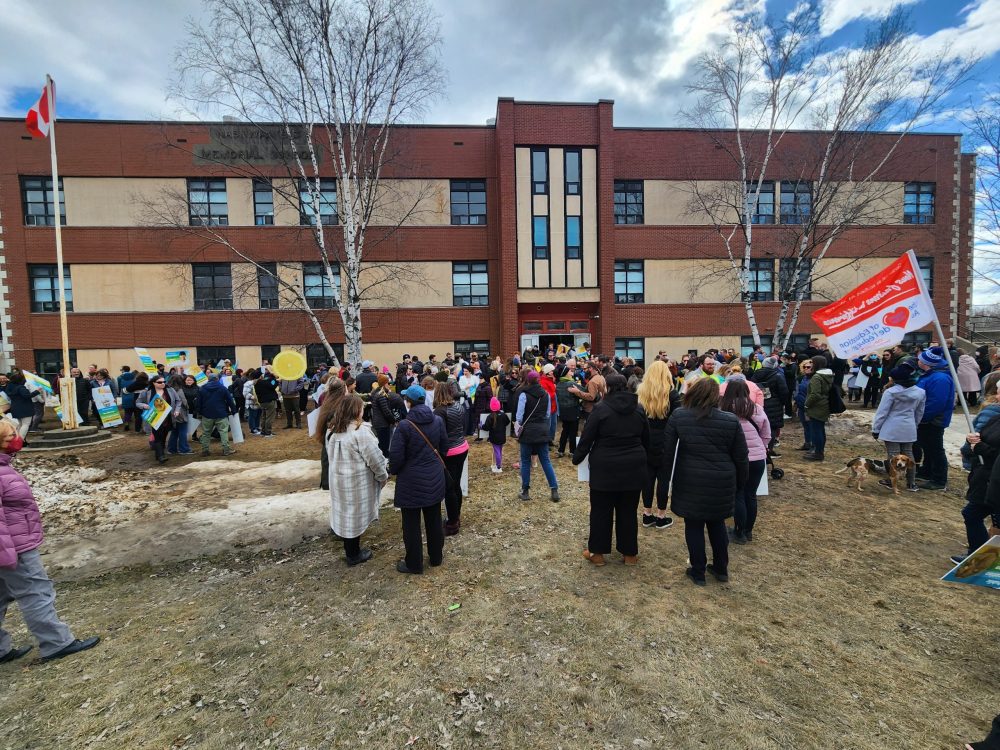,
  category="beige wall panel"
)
[645,181,735,225]
[812,257,895,301]
[231,262,258,310]
[361,261,453,308]
[644,260,739,304]
[370,179,450,226]
[72,263,192,312]
[582,149,598,287]
[272,178,300,227]
[532,194,548,217]
[517,288,600,303]
[644,337,743,362]
[235,346,264,369]
[822,182,904,225]
[567,260,583,288]
[361,341,455,367]
[226,178,255,227]
[549,148,566,288]
[516,147,533,287]
[566,195,581,216]
[64,177,187,226]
